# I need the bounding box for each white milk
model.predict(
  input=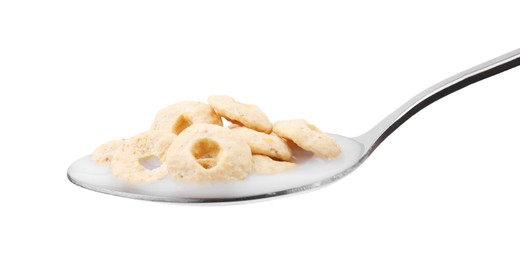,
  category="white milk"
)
[67,135,363,200]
